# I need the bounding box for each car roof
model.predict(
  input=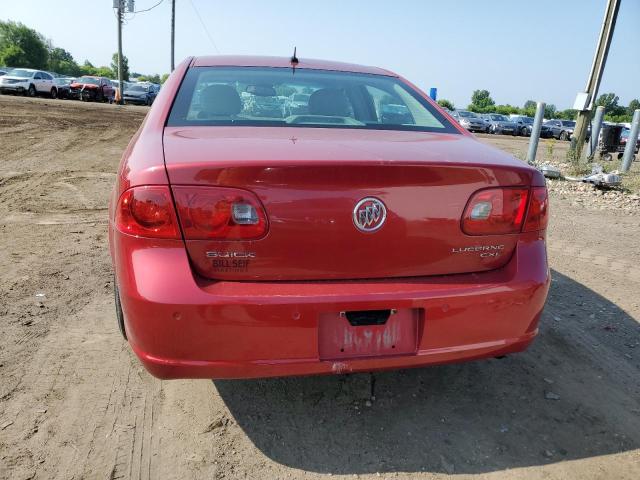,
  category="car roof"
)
[191,55,397,77]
